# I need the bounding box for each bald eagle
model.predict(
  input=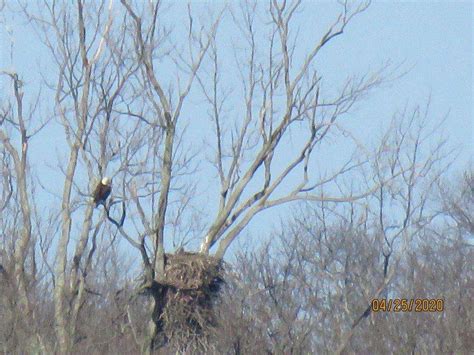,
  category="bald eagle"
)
[93,177,112,207]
